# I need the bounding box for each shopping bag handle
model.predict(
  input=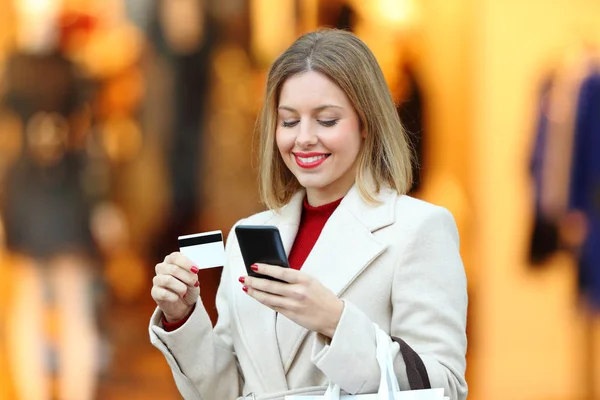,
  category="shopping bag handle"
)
[390,336,431,390]
[321,326,431,399]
